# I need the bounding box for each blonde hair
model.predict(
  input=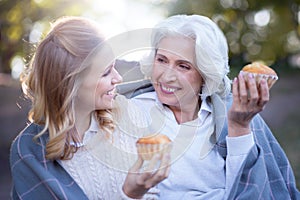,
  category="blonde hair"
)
[141,14,231,98]
[21,16,115,160]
